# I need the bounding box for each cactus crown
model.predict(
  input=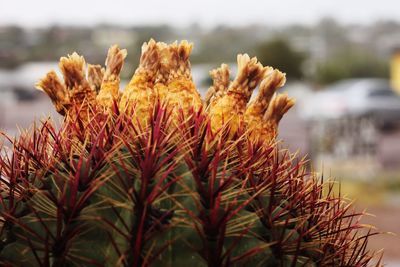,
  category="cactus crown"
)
[0,40,381,266]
